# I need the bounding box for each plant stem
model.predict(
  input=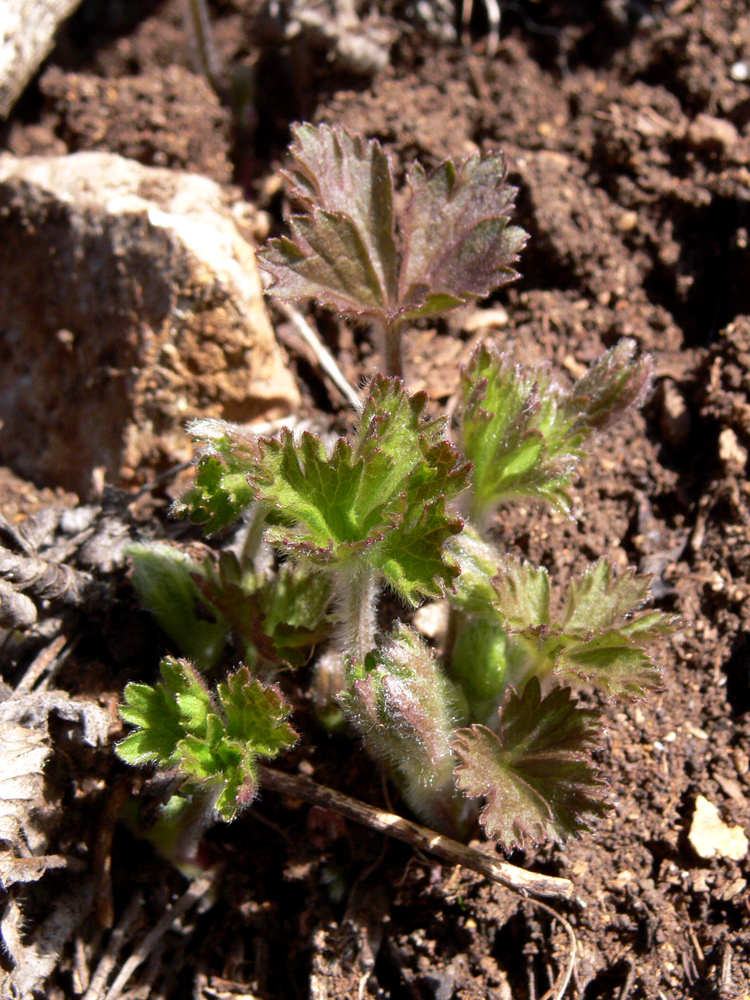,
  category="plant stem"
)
[257,765,574,901]
[337,567,378,662]
[373,318,405,380]
[184,0,222,94]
